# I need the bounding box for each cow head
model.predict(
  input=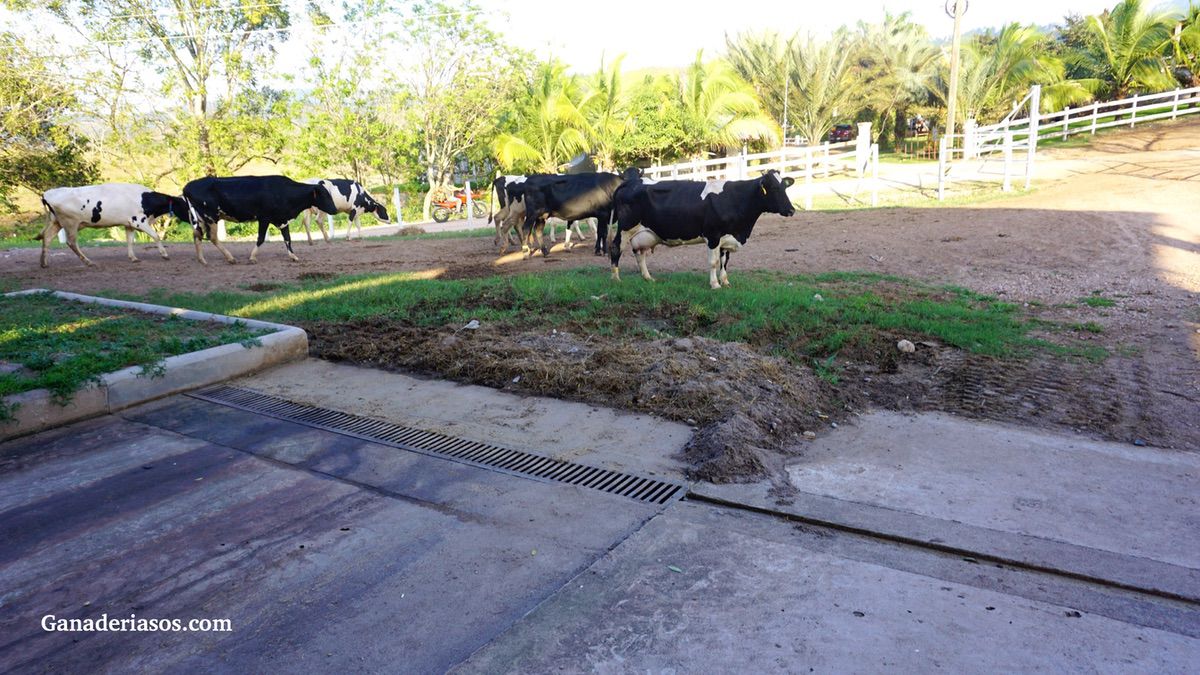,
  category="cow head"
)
[759,171,796,217]
[312,180,340,215]
[620,166,643,181]
[366,194,390,223]
[168,196,192,223]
